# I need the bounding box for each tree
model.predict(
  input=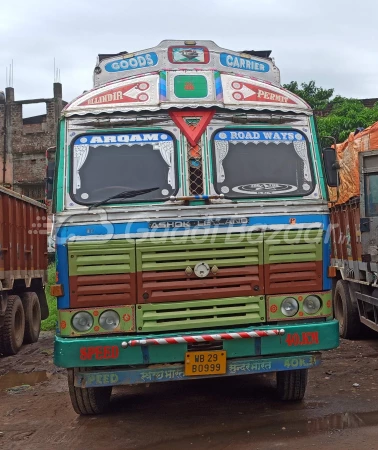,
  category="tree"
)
[317,98,378,142]
[283,80,334,111]
[284,80,378,142]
